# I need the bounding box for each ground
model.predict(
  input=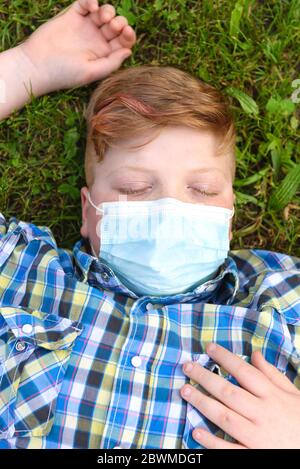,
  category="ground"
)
[0,0,299,256]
